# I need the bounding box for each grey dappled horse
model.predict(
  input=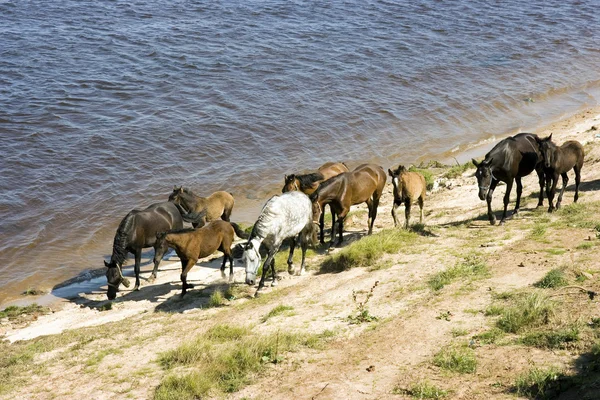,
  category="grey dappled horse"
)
[243,191,316,295]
